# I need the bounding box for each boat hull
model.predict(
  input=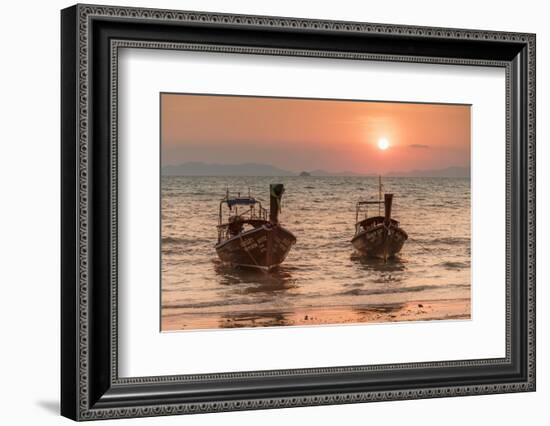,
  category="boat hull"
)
[215,225,296,270]
[351,224,407,259]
